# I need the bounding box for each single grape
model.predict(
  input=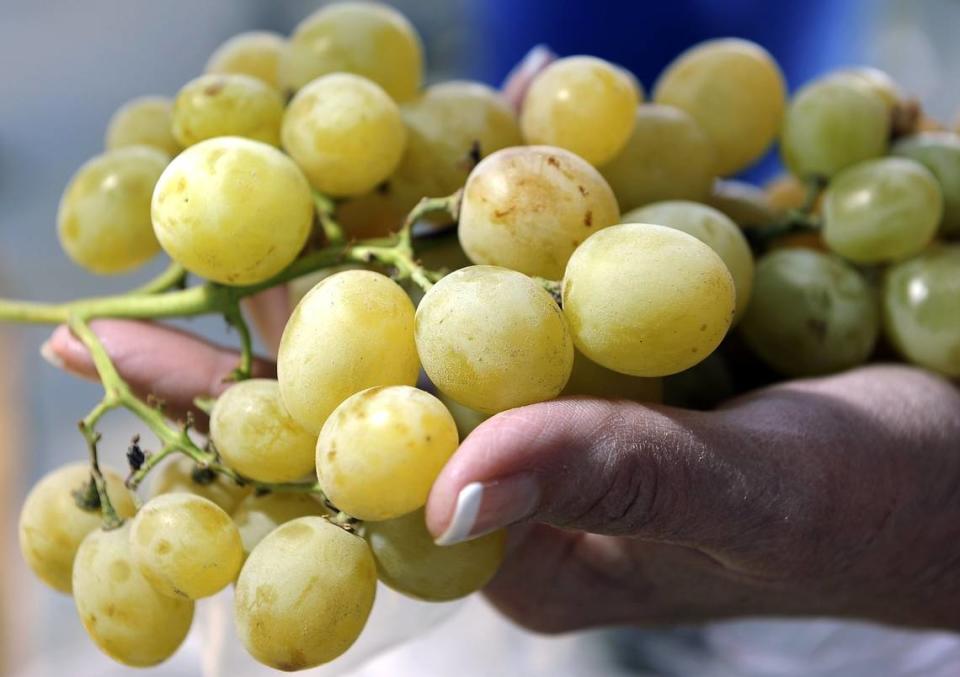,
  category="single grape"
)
[152,136,313,285]
[73,524,194,667]
[883,245,960,377]
[562,350,663,402]
[740,249,879,376]
[366,509,505,602]
[234,516,376,671]
[416,265,574,413]
[18,463,136,593]
[826,66,903,111]
[562,223,735,377]
[278,270,420,434]
[625,201,754,323]
[205,31,286,89]
[653,38,785,176]
[171,73,284,147]
[706,178,780,228]
[150,456,251,514]
[390,80,522,213]
[279,1,423,101]
[458,146,620,279]
[316,386,458,521]
[232,492,326,558]
[129,493,244,599]
[58,147,168,274]
[435,391,489,439]
[781,77,889,179]
[104,96,180,156]
[599,104,716,211]
[892,131,960,236]
[822,157,942,263]
[520,56,640,166]
[287,265,364,310]
[282,73,406,197]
